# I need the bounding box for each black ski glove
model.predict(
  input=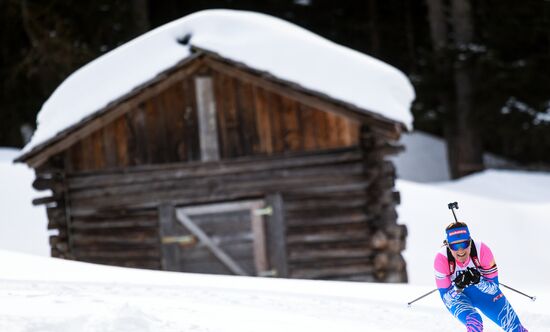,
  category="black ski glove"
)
[453,271,471,290]
[466,267,481,285]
